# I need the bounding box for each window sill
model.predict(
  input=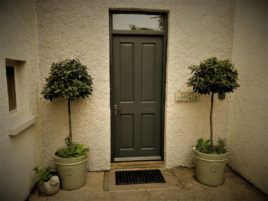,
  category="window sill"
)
[9,115,37,136]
